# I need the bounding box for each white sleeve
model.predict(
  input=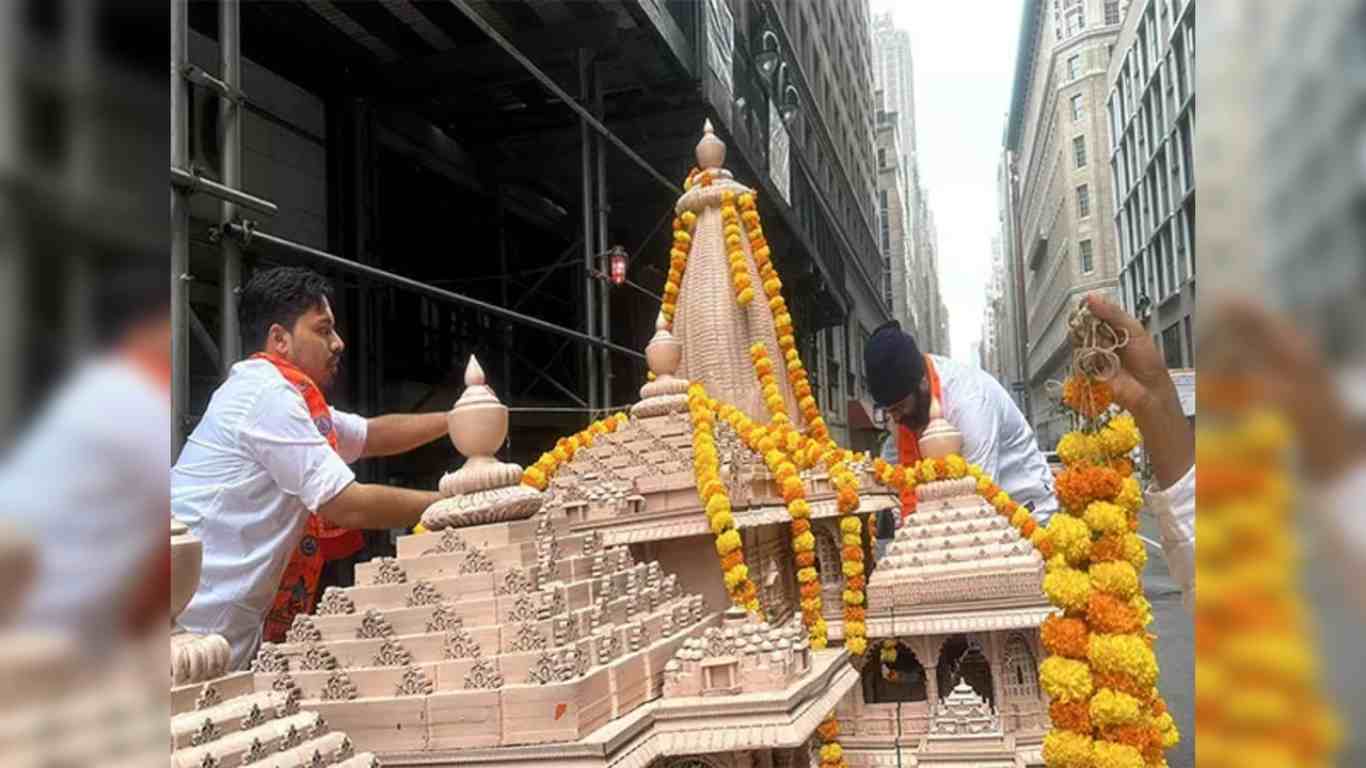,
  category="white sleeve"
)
[242,386,356,513]
[330,408,369,464]
[1146,467,1195,613]
[879,431,899,465]
[958,387,1002,479]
